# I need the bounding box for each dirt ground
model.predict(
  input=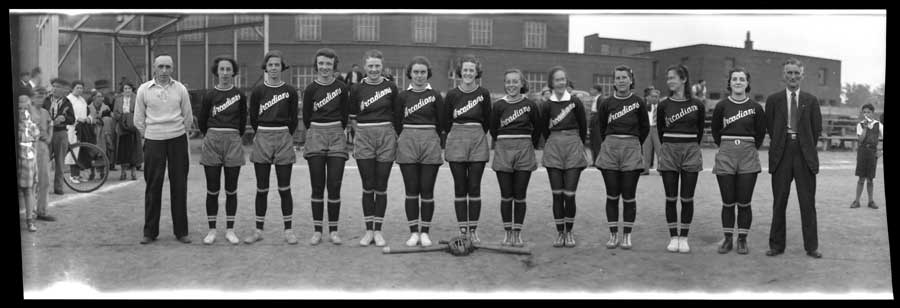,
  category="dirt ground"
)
[20,139,892,298]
